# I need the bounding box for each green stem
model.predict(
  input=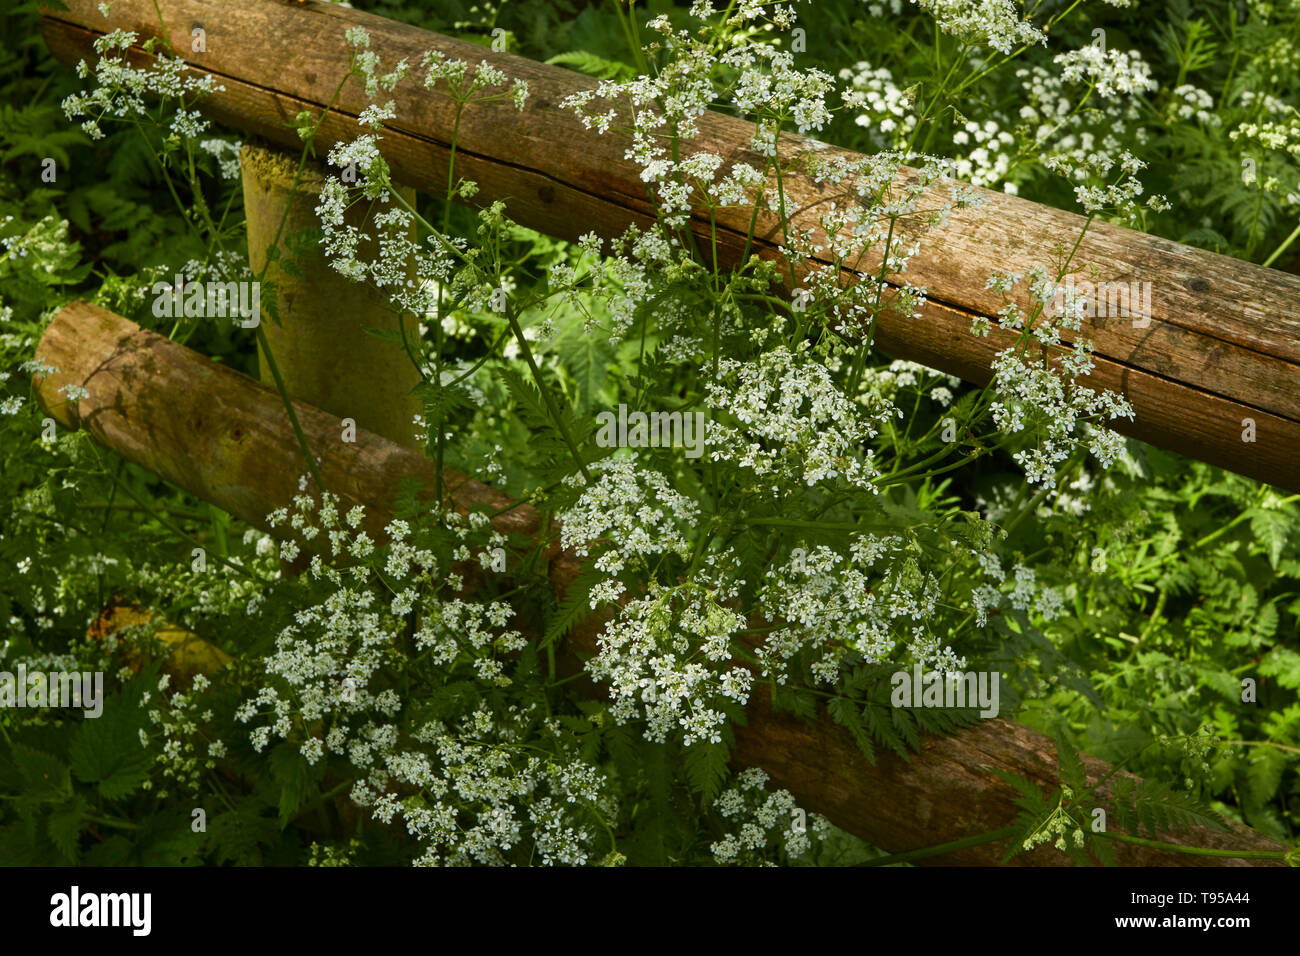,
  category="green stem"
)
[855,826,1020,866]
[503,304,591,483]
[1263,219,1300,268]
[1094,831,1293,861]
